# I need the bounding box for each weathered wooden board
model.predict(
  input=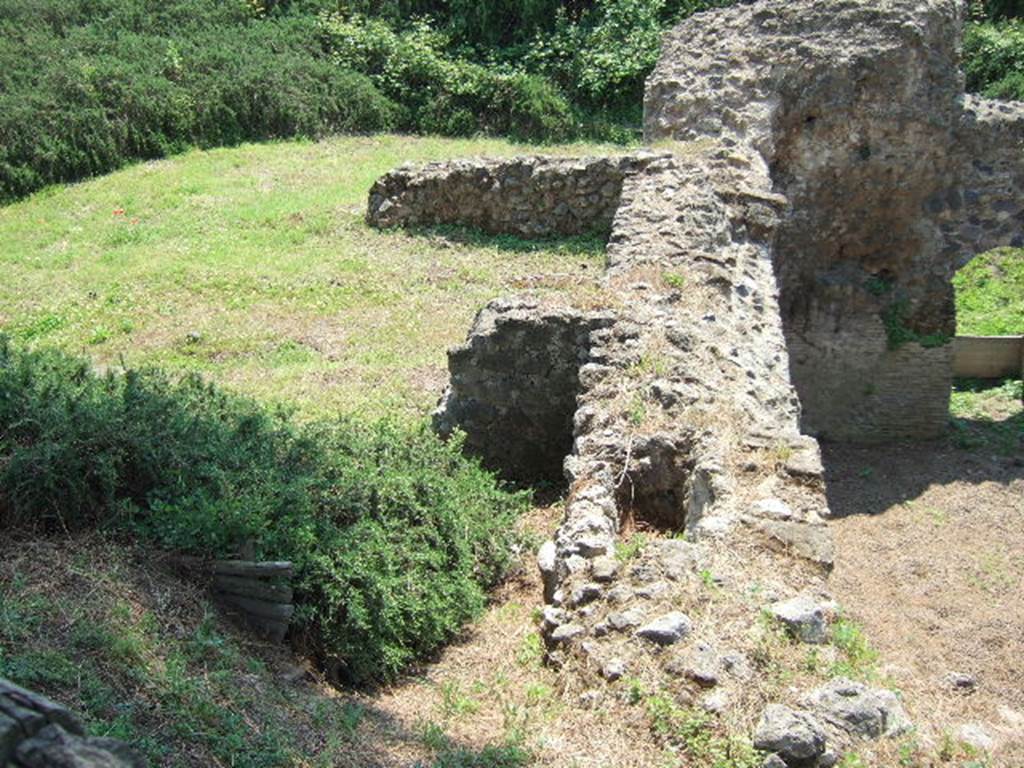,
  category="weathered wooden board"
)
[211,560,294,578]
[217,593,295,622]
[213,575,293,603]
